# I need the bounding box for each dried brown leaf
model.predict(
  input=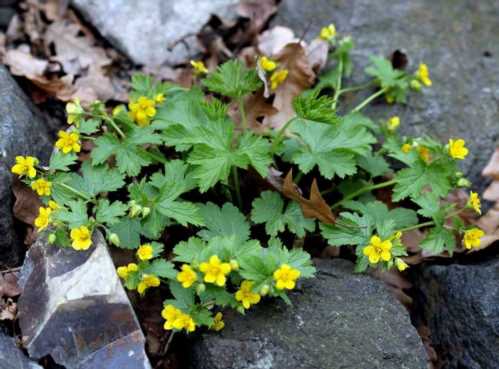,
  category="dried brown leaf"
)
[12,178,42,227]
[230,91,277,134]
[257,26,297,57]
[263,43,316,129]
[0,298,17,321]
[45,20,111,75]
[236,0,278,44]
[4,45,48,78]
[282,170,335,225]
[482,148,499,179]
[0,272,21,299]
[306,38,329,74]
